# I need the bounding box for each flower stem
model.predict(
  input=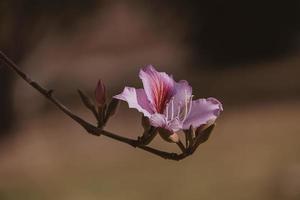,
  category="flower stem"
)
[0,50,198,161]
